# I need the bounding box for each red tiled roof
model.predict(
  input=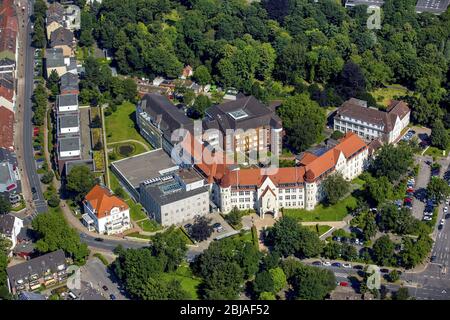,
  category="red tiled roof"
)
[84,185,129,219]
[0,105,14,150]
[0,84,14,101]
